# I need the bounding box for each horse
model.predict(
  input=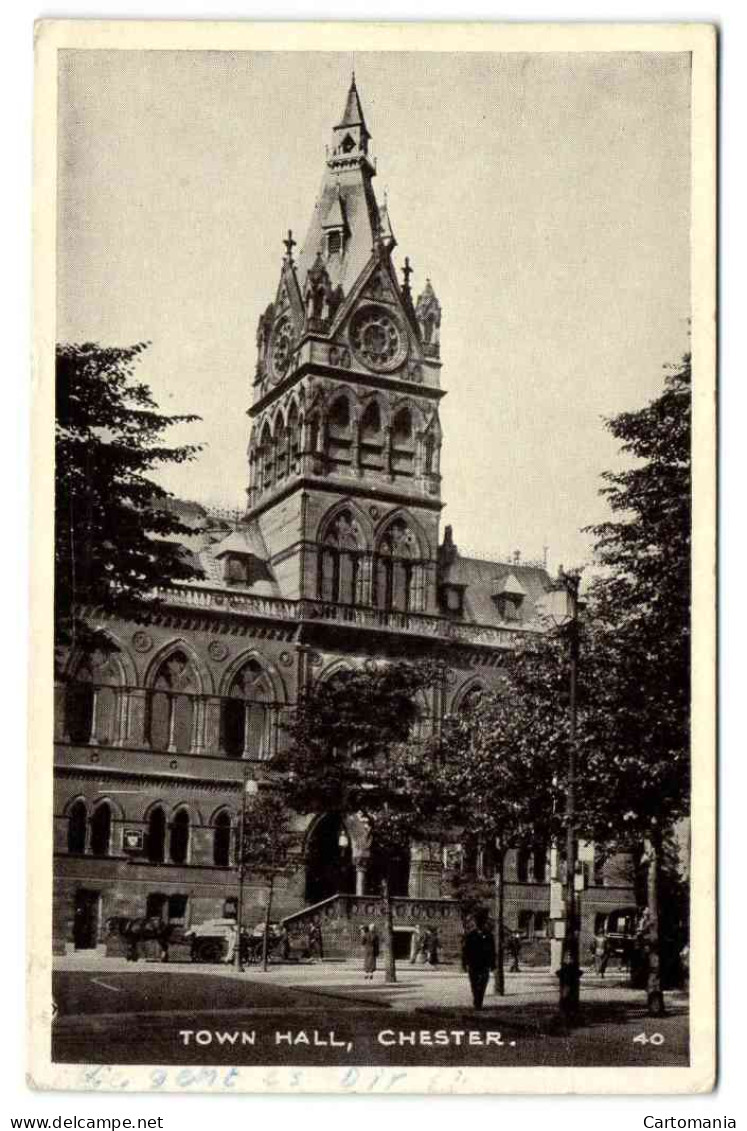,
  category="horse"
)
[105,916,175,963]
